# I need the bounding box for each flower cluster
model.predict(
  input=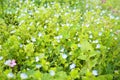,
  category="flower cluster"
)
[4,59,16,67]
